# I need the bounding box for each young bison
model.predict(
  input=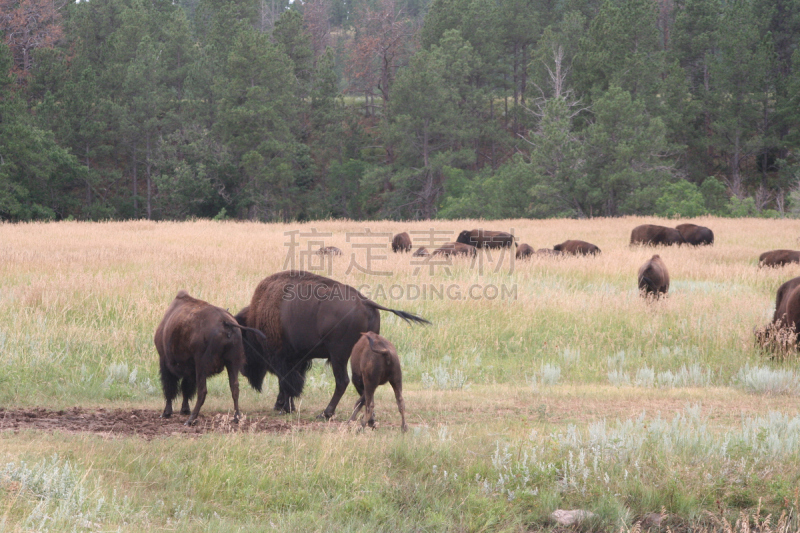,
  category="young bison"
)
[638,255,669,298]
[155,290,265,426]
[348,332,407,432]
[553,240,601,255]
[516,243,535,259]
